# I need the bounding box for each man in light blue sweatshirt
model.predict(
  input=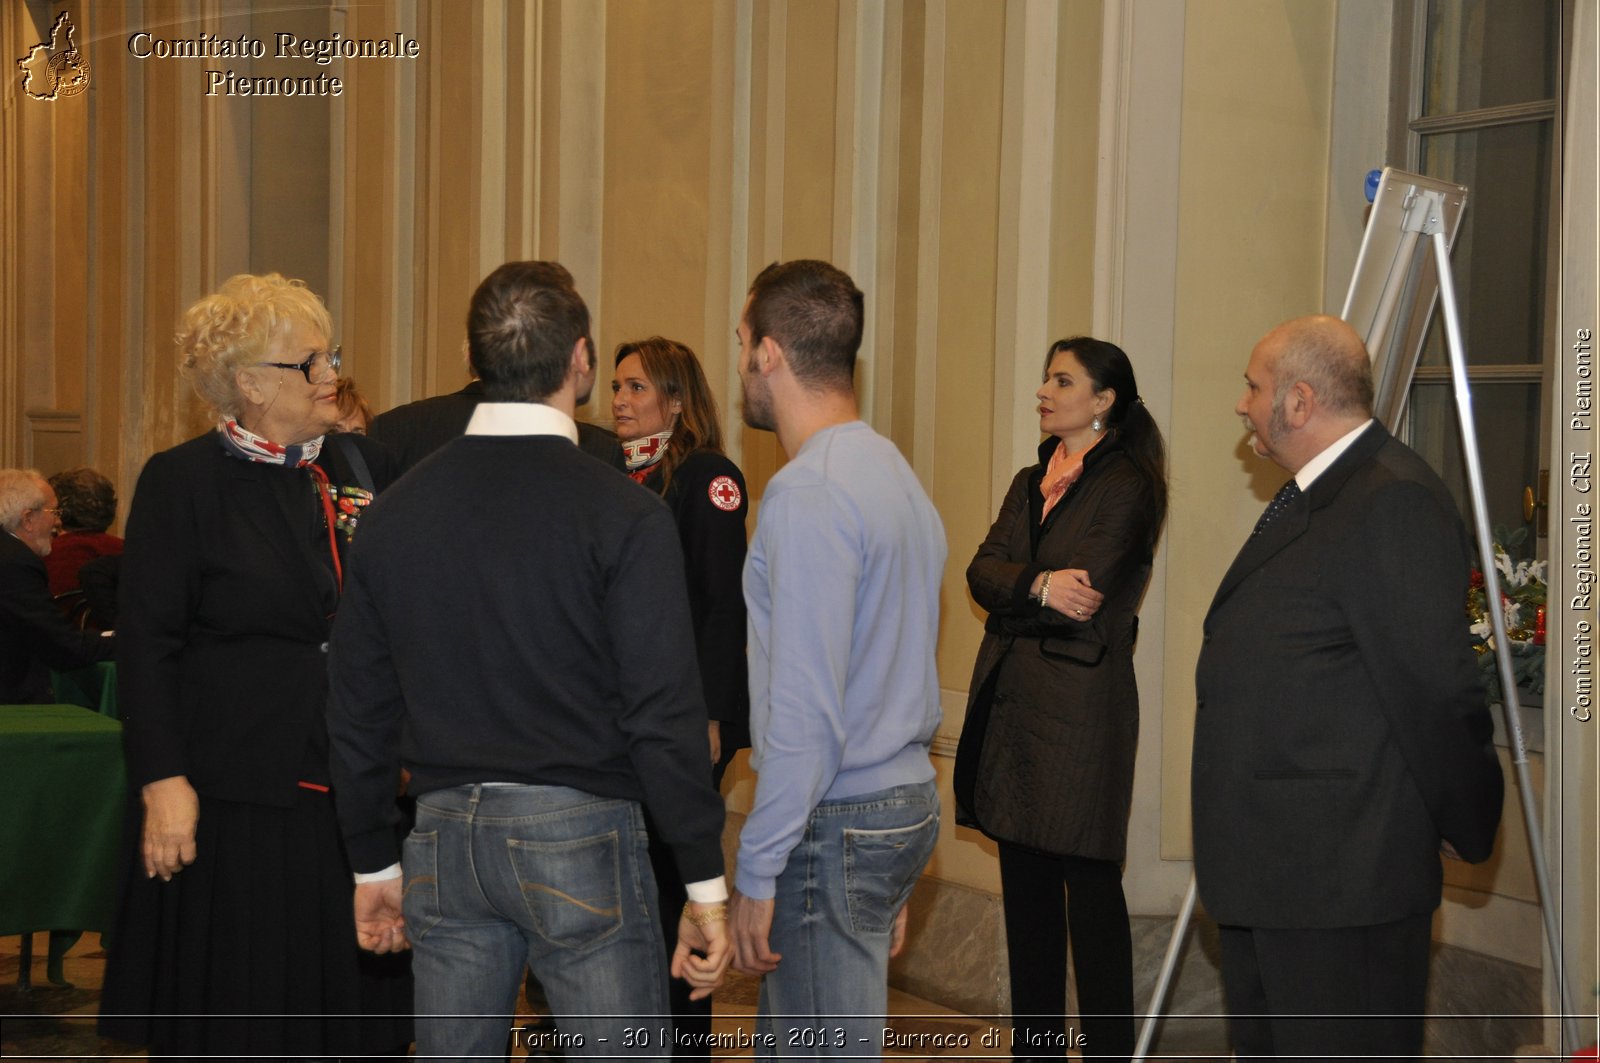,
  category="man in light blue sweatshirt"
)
[729,260,946,1057]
